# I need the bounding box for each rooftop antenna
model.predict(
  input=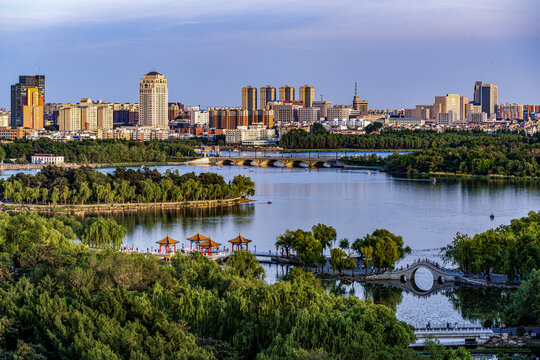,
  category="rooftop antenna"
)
[355,82,358,97]
[320,90,324,101]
